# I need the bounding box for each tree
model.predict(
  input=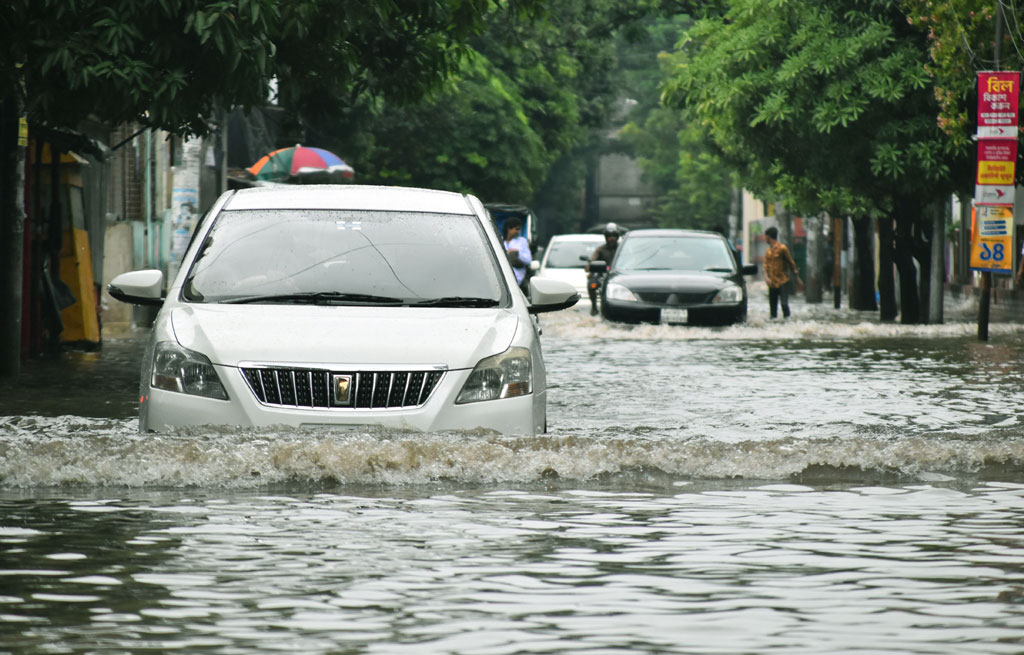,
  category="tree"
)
[621,109,734,231]
[660,0,973,322]
[303,0,648,240]
[899,2,1017,153]
[0,0,545,376]
[325,55,551,201]
[614,14,734,232]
